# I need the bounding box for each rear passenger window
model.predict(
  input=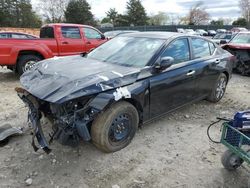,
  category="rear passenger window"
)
[161,38,190,64]
[191,38,210,58]
[11,34,28,39]
[209,42,216,55]
[61,27,81,39]
[40,27,54,38]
